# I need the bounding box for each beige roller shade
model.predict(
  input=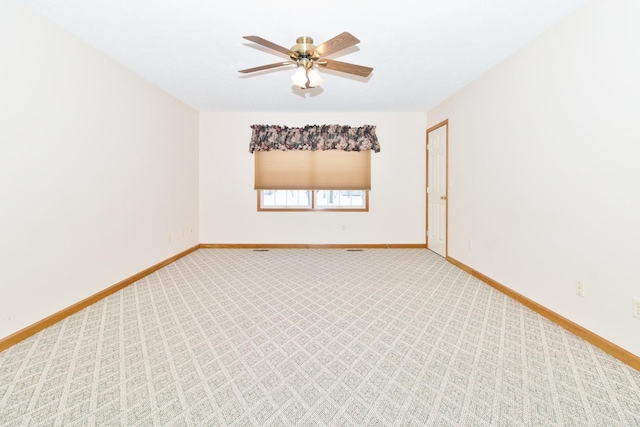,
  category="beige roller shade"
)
[255,150,371,190]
